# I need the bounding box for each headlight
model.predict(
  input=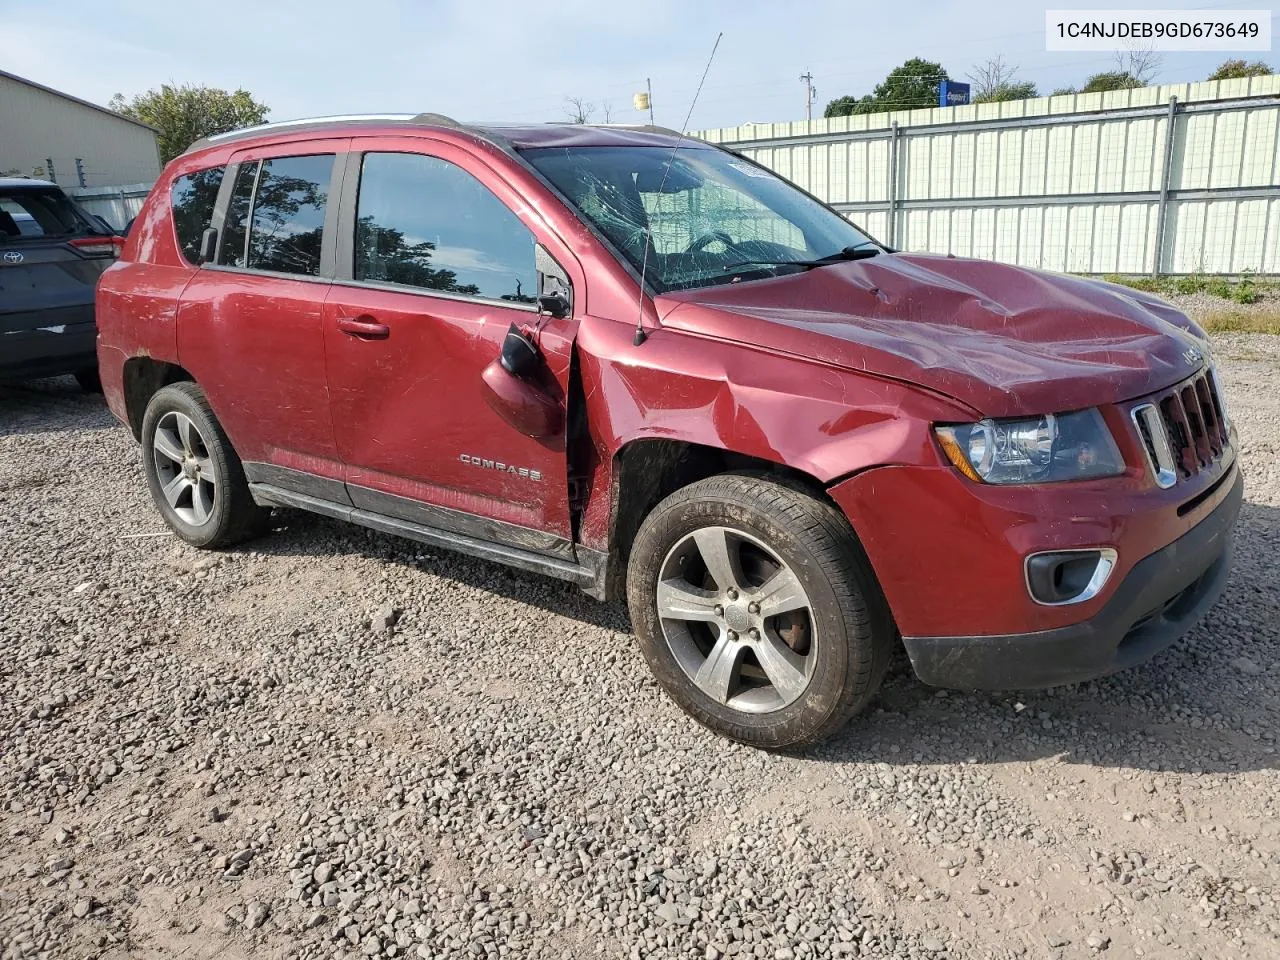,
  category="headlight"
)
[935,409,1124,484]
